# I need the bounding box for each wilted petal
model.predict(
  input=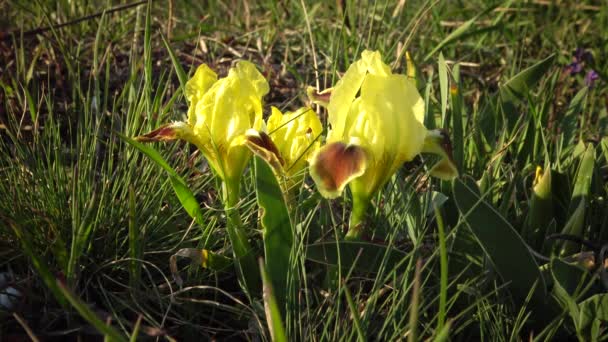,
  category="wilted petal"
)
[135,122,195,143]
